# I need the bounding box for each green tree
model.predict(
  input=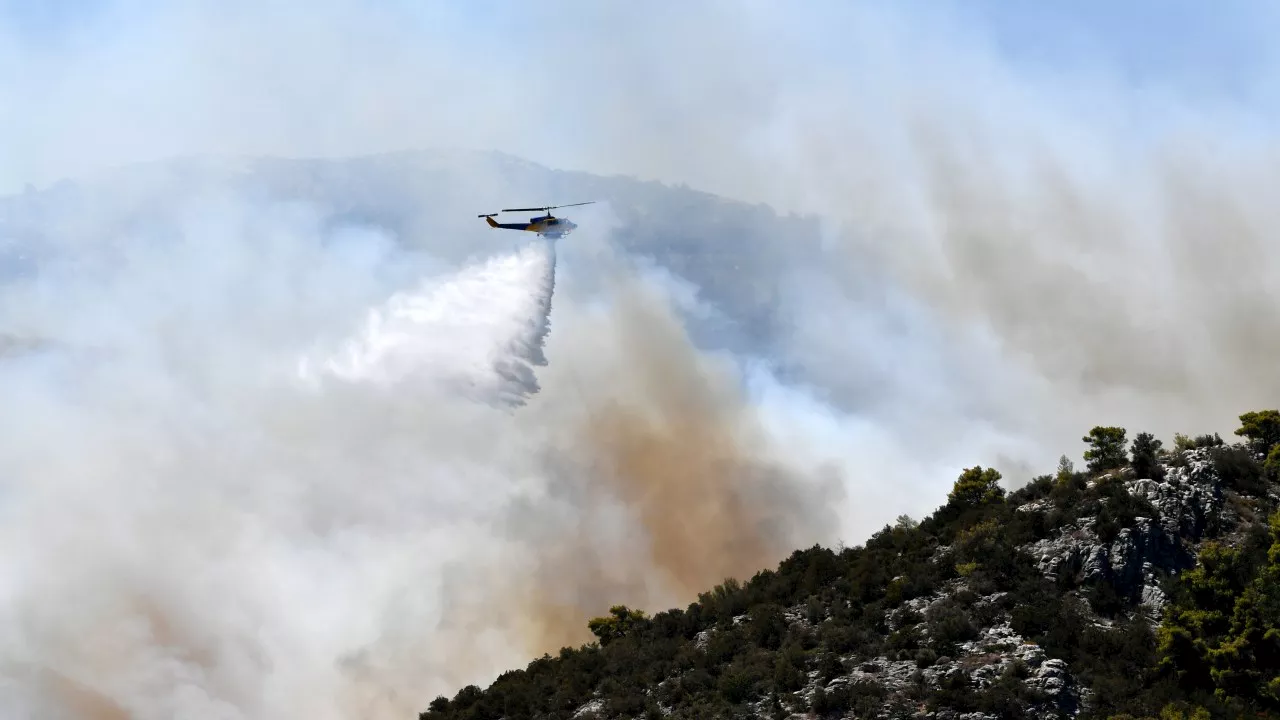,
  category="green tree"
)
[946,466,1004,508]
[1130,432,1165,481]
[1155,510,1280,711]
[748,603,788,650]
[1265,445,1280,481]
[1158,704,1211,720]
[1057,455,1075,478]
[1235,410,1280,453]
[772,649,805,692]
[587,605,649,646]
[1084,426,1128,473]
